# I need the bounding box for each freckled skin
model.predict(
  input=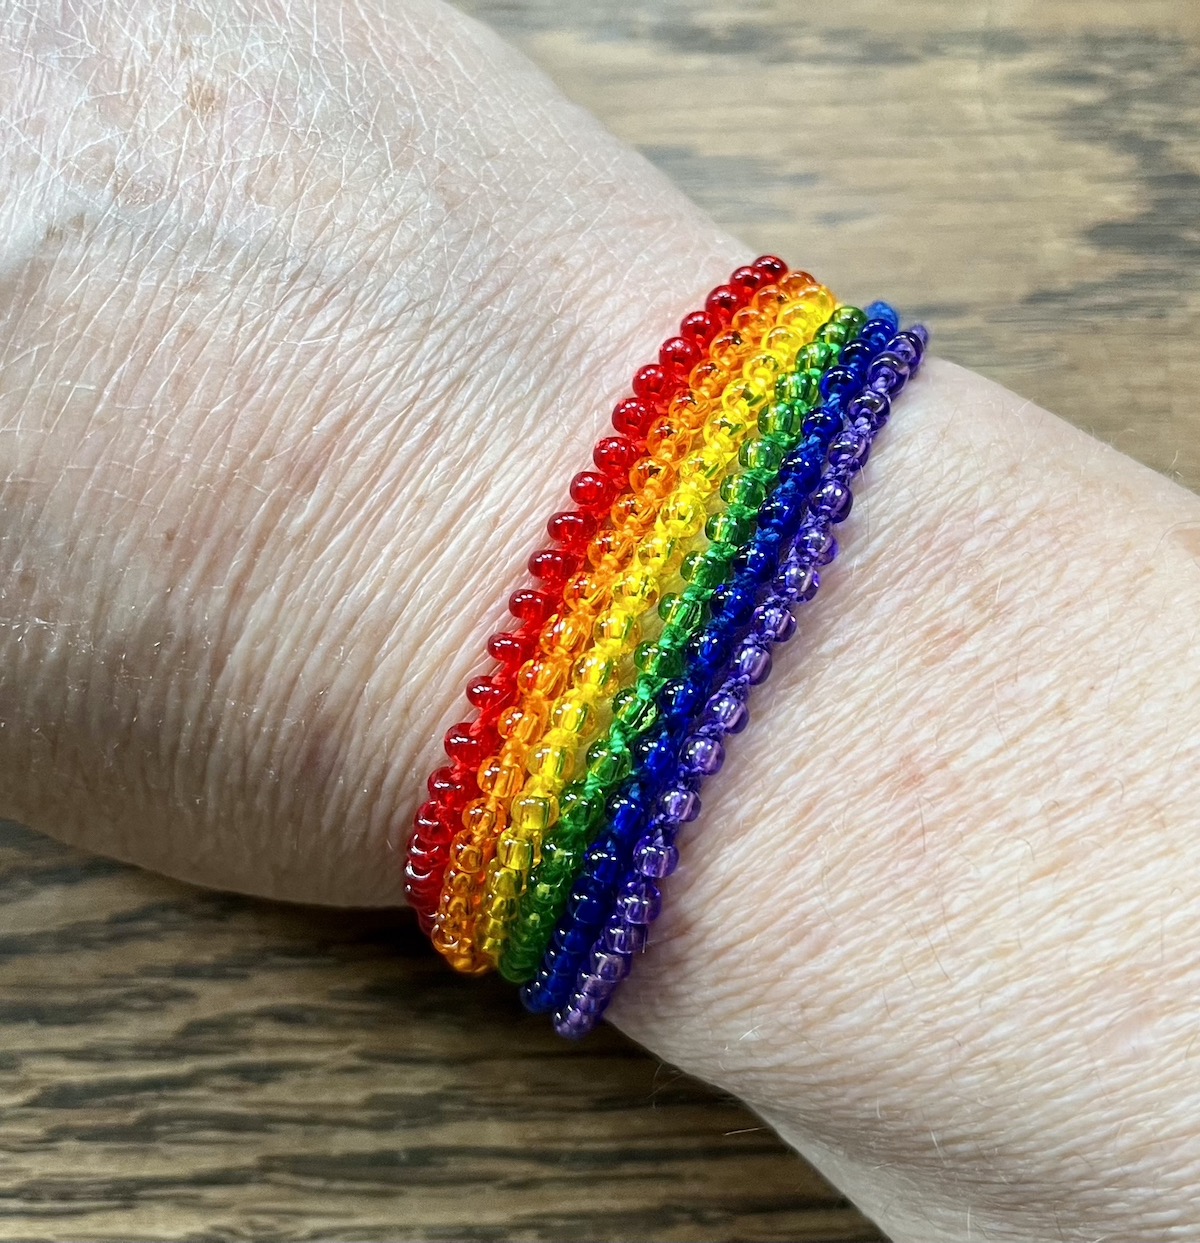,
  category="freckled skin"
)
[2,3,1200,1241]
